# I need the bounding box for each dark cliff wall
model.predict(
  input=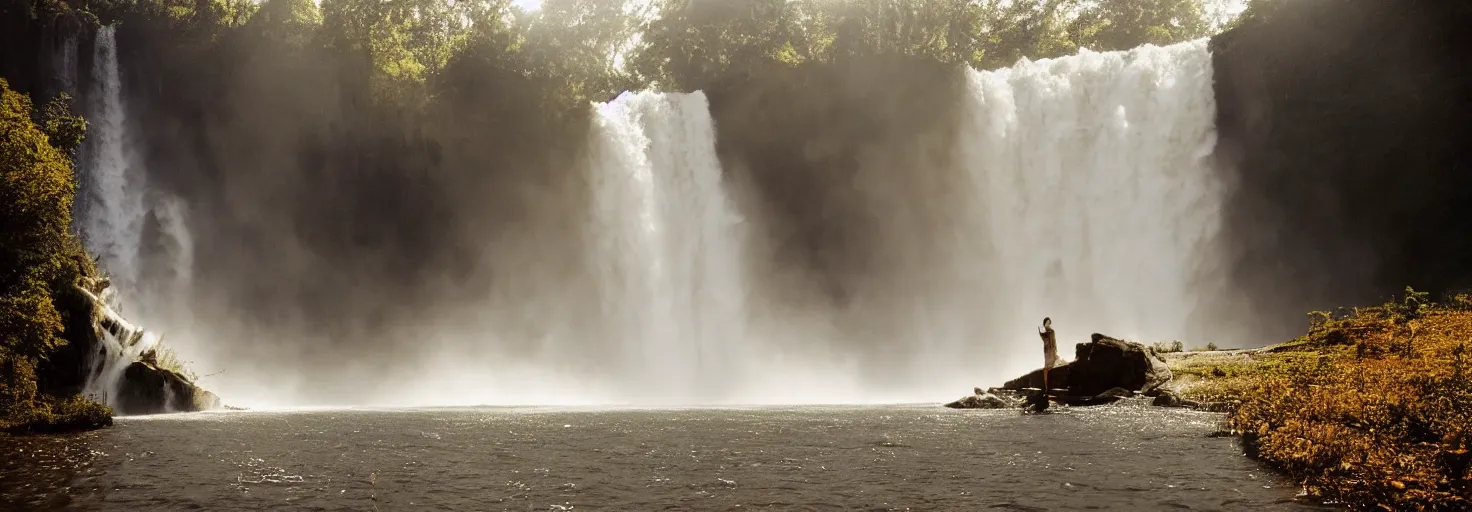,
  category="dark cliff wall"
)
[1211,0,1472,338]
[706,57,967,307]
[705,57,973,379]
[0,3,96,105]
